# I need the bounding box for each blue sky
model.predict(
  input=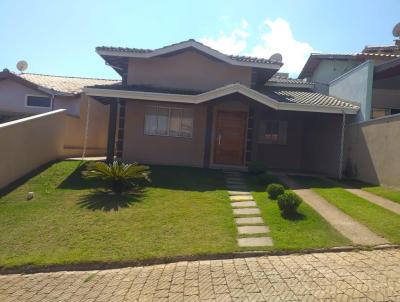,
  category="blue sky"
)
[0,0,398,79]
